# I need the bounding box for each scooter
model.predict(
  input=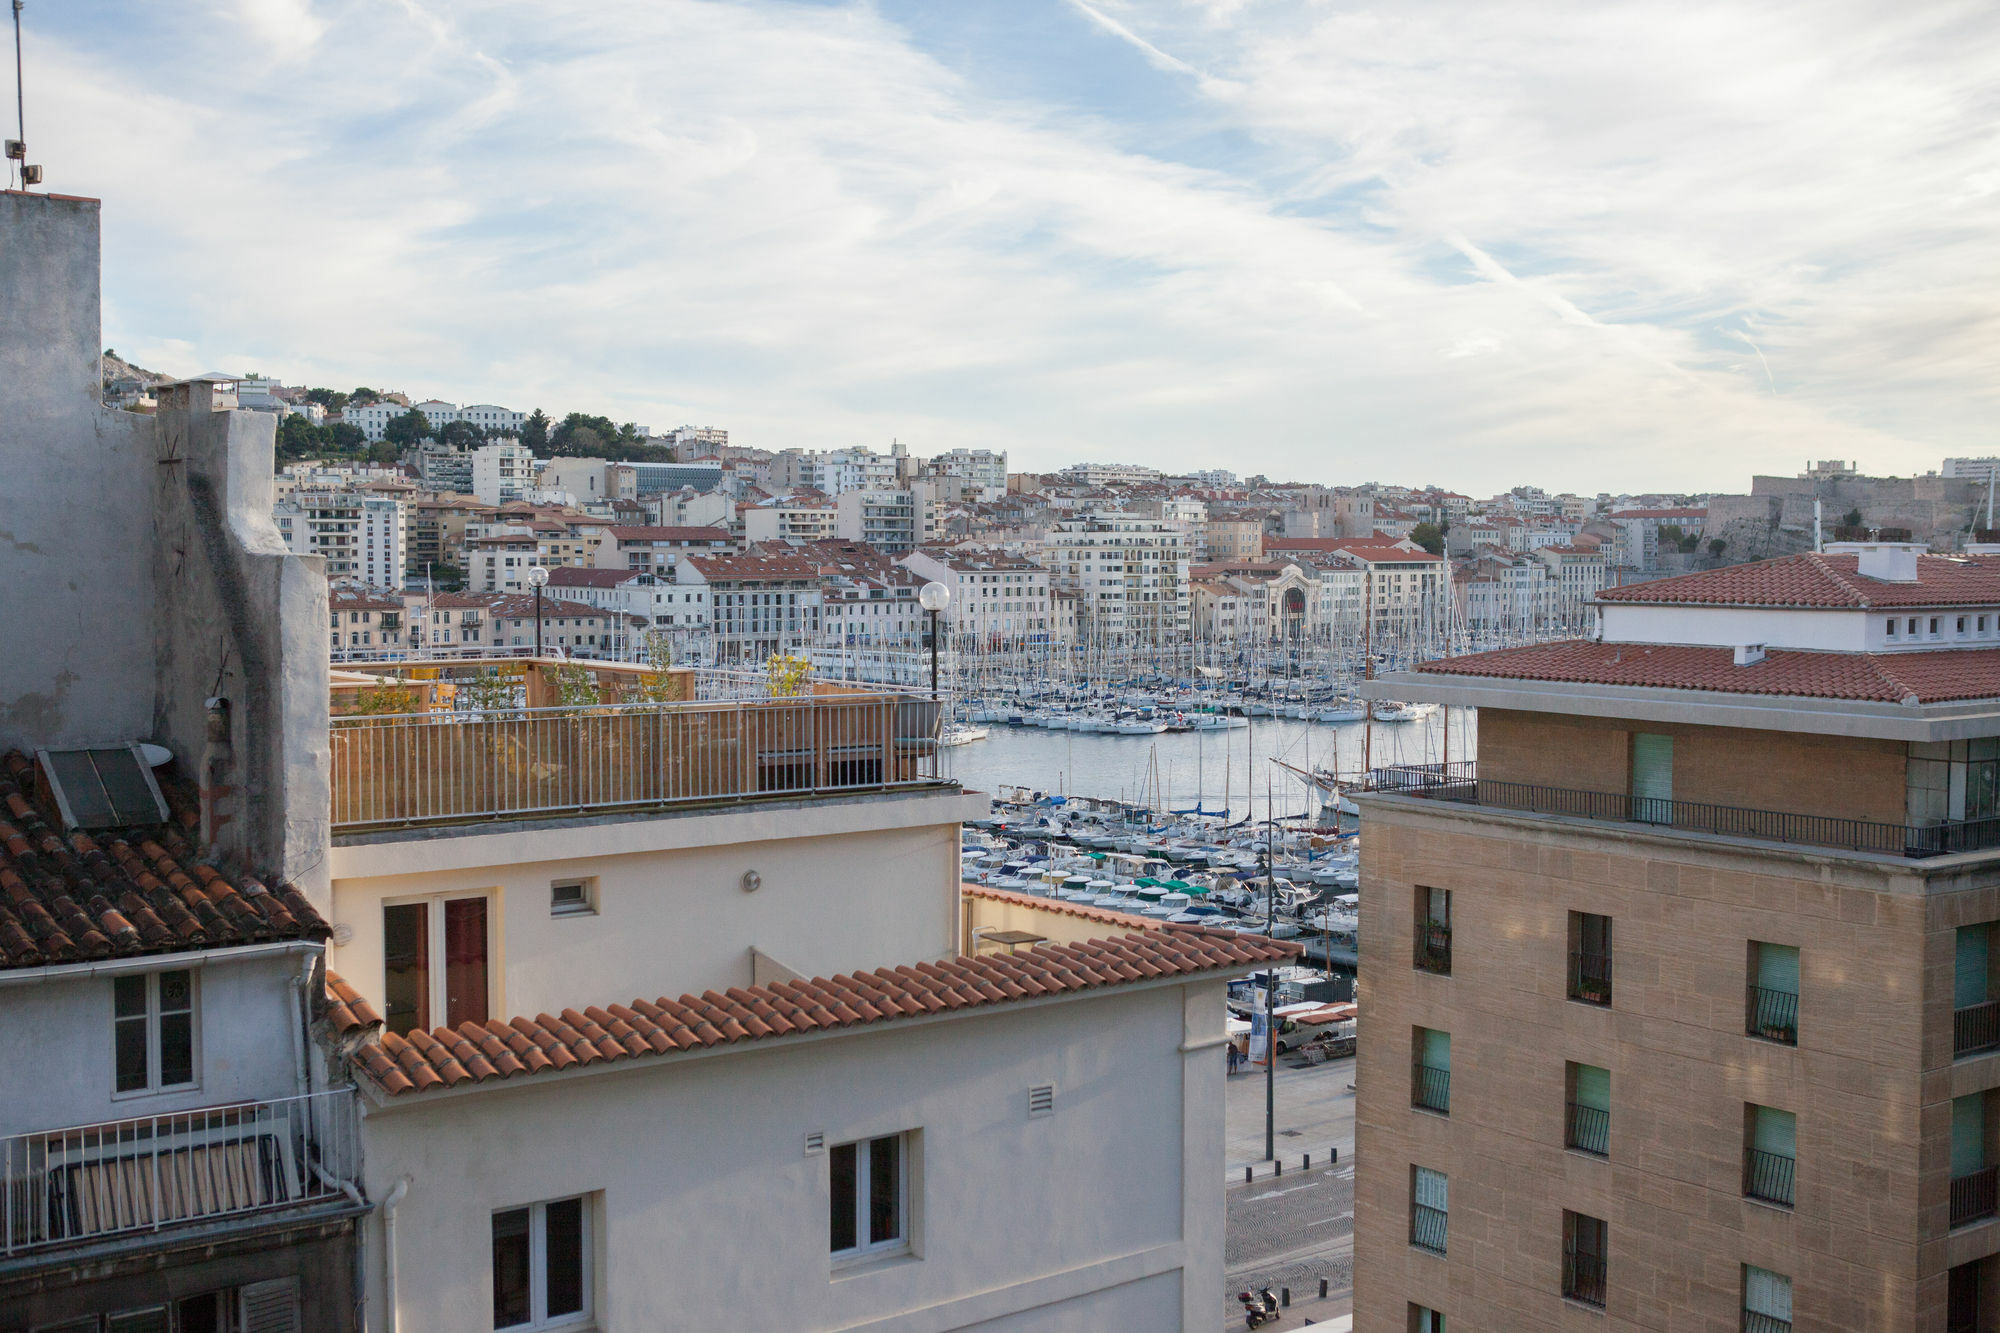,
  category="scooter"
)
[1238,1288,1280,1328]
